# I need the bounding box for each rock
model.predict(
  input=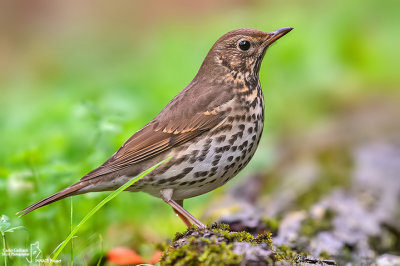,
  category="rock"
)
[375,254,400,266]
[203,143,400,265]
[160,224,333,266]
